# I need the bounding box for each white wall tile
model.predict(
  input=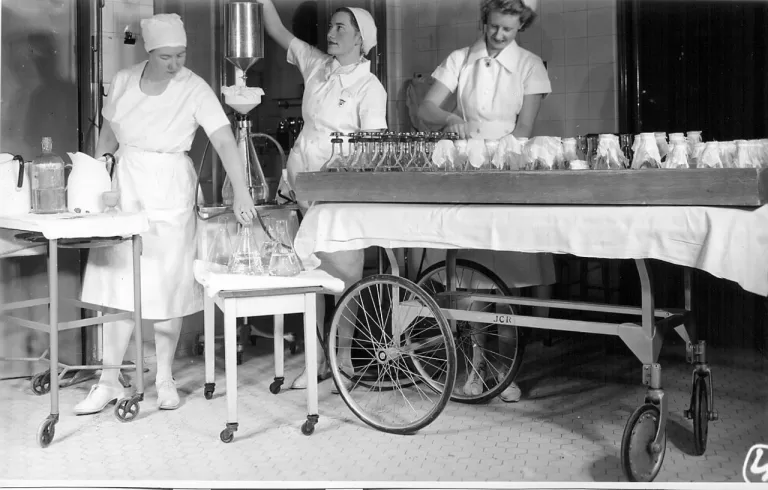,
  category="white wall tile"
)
[589,90,615,119]
[521,21,543,46]
[565,92,590,119]
[437,25,456,51]
[588,35,615,64]
[564,37,588,65]
[541,38,565,65]
[591,118,618,134]
[541,0,565,14]
[588,62,615,92]
[541,13,564,39]
[562,0,588,12]
[415,27,437,51]
[532,119,566,137]
[563,11,588,38]
[417,0,438,28]
[548,65,565,94]
[587,7,615,37]
[588,0,616,9]
[102,0,115,34]
[565,65,589,93]
[539,93,565,121]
